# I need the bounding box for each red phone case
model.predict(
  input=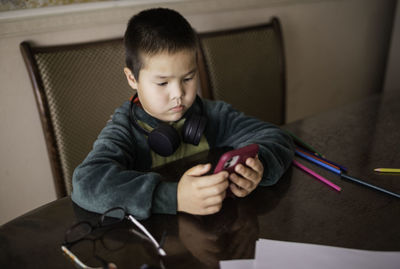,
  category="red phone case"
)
[213,144,259,174]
